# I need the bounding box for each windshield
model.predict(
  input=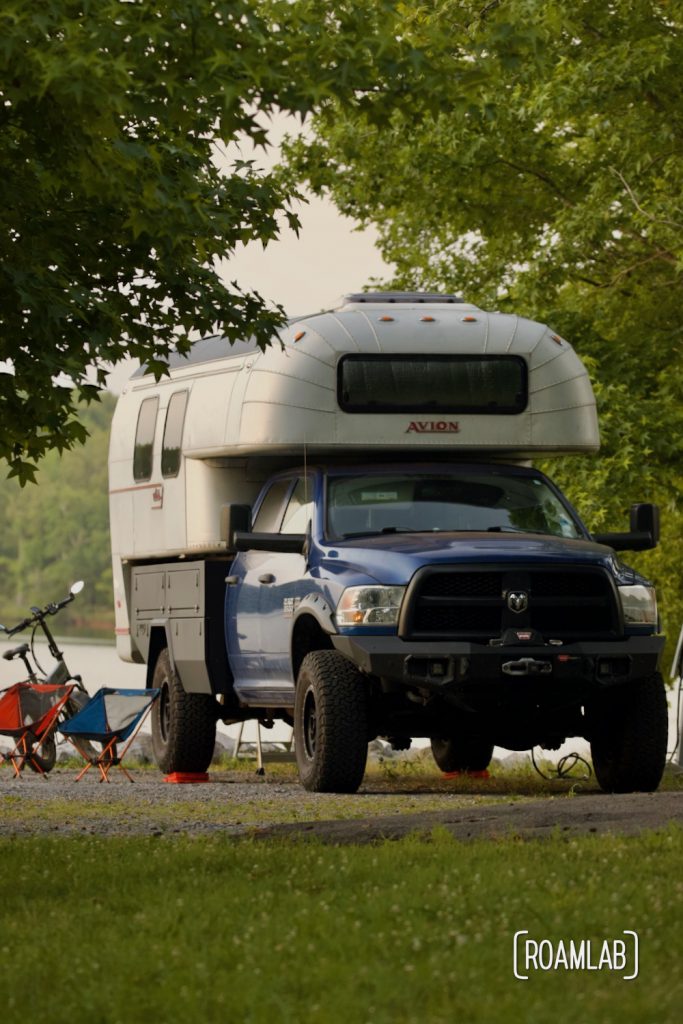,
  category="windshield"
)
[326,471,584,541]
